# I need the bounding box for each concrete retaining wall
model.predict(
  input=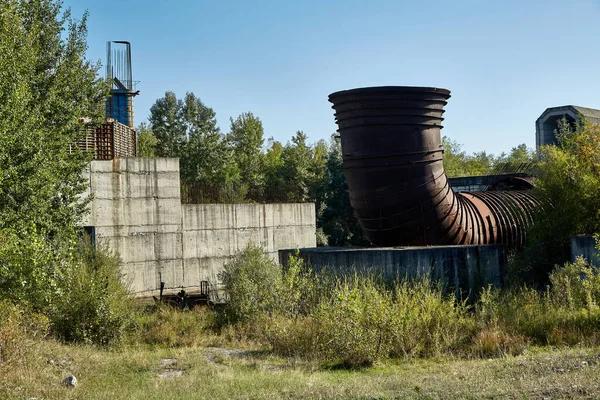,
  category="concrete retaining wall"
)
[279,245,507,299]
[82,158,316,295]
[571,235,600,266]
